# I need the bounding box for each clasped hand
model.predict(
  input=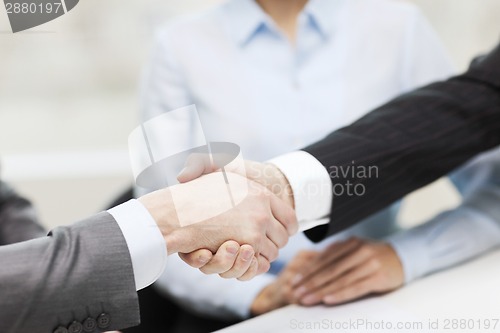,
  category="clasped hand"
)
[138,157,297,281]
